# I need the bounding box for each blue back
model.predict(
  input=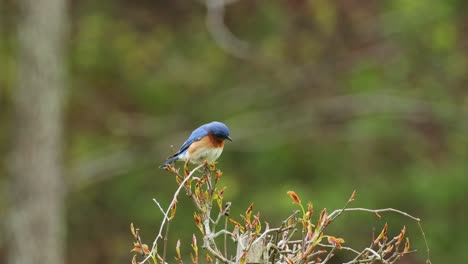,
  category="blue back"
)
[160,121,230,167]
[178,121,230,155]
